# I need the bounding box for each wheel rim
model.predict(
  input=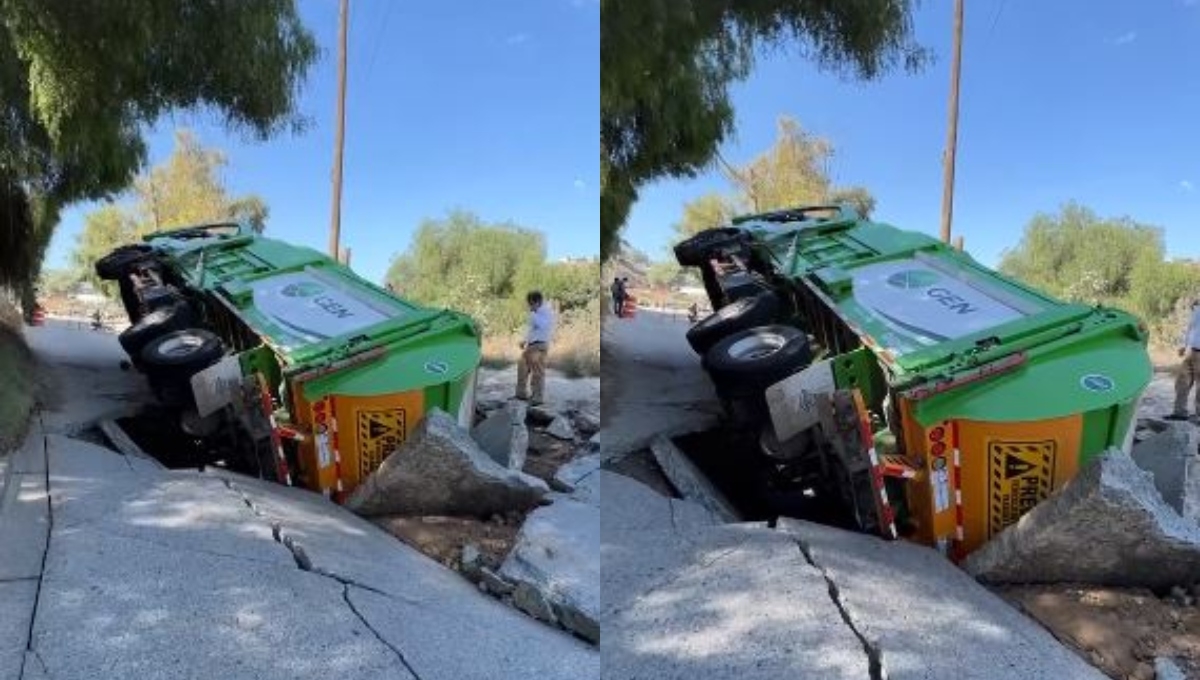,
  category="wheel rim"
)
[158,335,202,357]
[727,332,787,360]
